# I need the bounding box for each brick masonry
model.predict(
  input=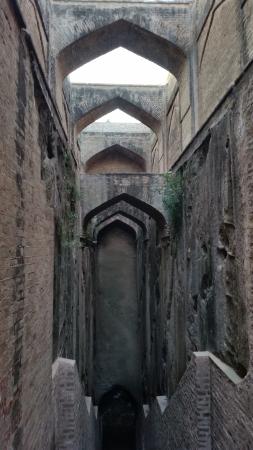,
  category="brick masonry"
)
[0,2,54,448]
[52,358,98,450]
[1,0,253,449]
[142,352,253,450]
